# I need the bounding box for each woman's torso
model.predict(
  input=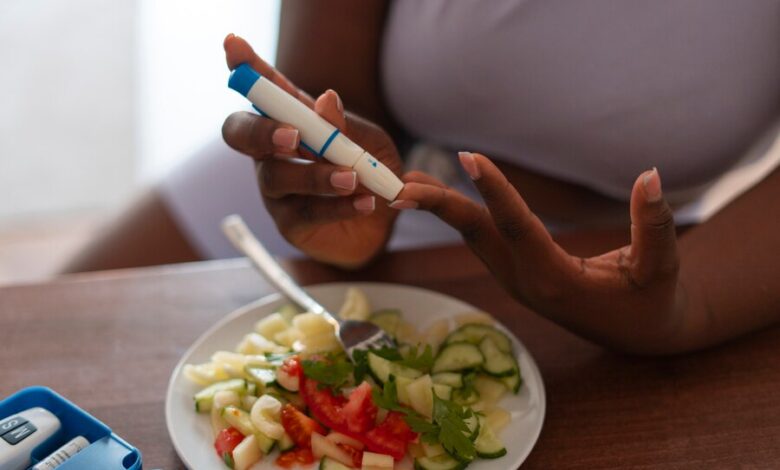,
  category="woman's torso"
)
[381,0,780,204]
